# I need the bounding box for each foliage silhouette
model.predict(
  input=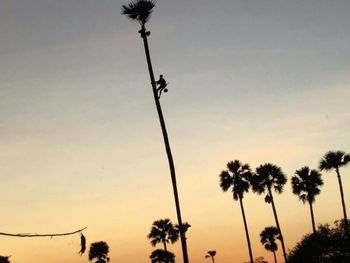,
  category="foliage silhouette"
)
[150,249,175,263]
[260,226,279,263]
[122,2,189,262]
[291,166,323,233]
[205,250,216,263]
[0,256,10,263]
[219,160,254,263]
[251,163,288,262]
[122,0,155,26]
[148,219,179,252]
[319,150,350,234]
[288,220,350,262]
[88,241,110,263]
[175,222,191,239]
